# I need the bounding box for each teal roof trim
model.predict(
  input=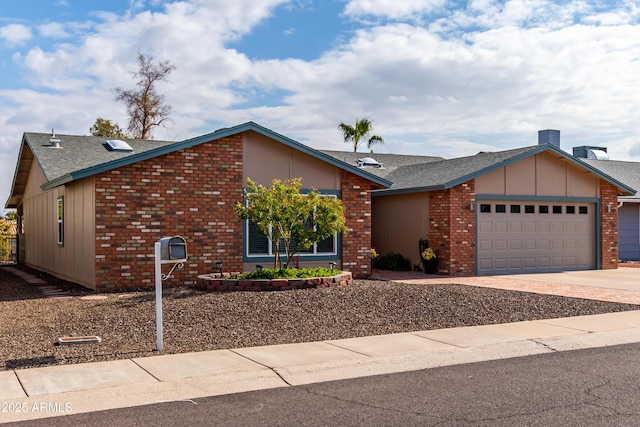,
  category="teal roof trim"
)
[42,121,391,191]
